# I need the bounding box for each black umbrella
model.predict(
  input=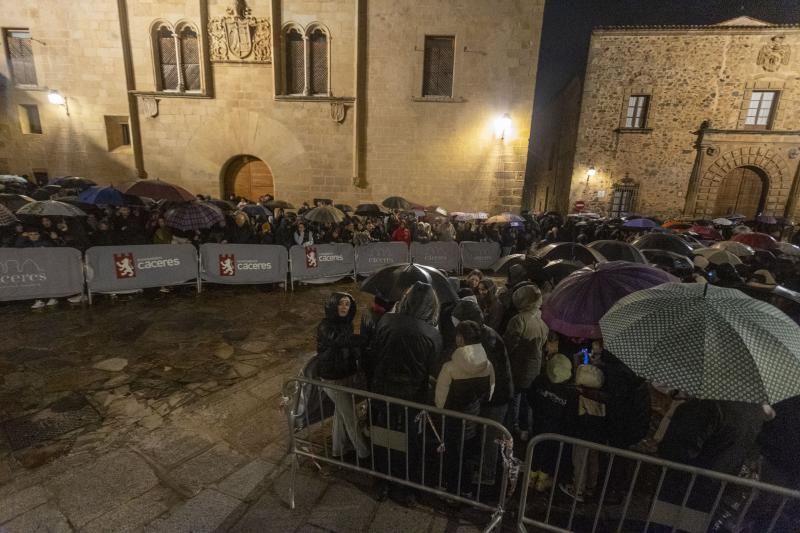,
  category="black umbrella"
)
[0,194,35,211]
[51,176,96,190]
[32,188,56,200]
[382,196,411,211]
[531,260,584,285]
[265,199,295,210]
[490,254,526,274]
[303,205,346,224]
[361,262,459,304]
[532,242,603,265]
[334,204,354,213]
[588,240,648,263]
[640,249,694,277]
[633,233,695,257]
[355,203,390,217]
